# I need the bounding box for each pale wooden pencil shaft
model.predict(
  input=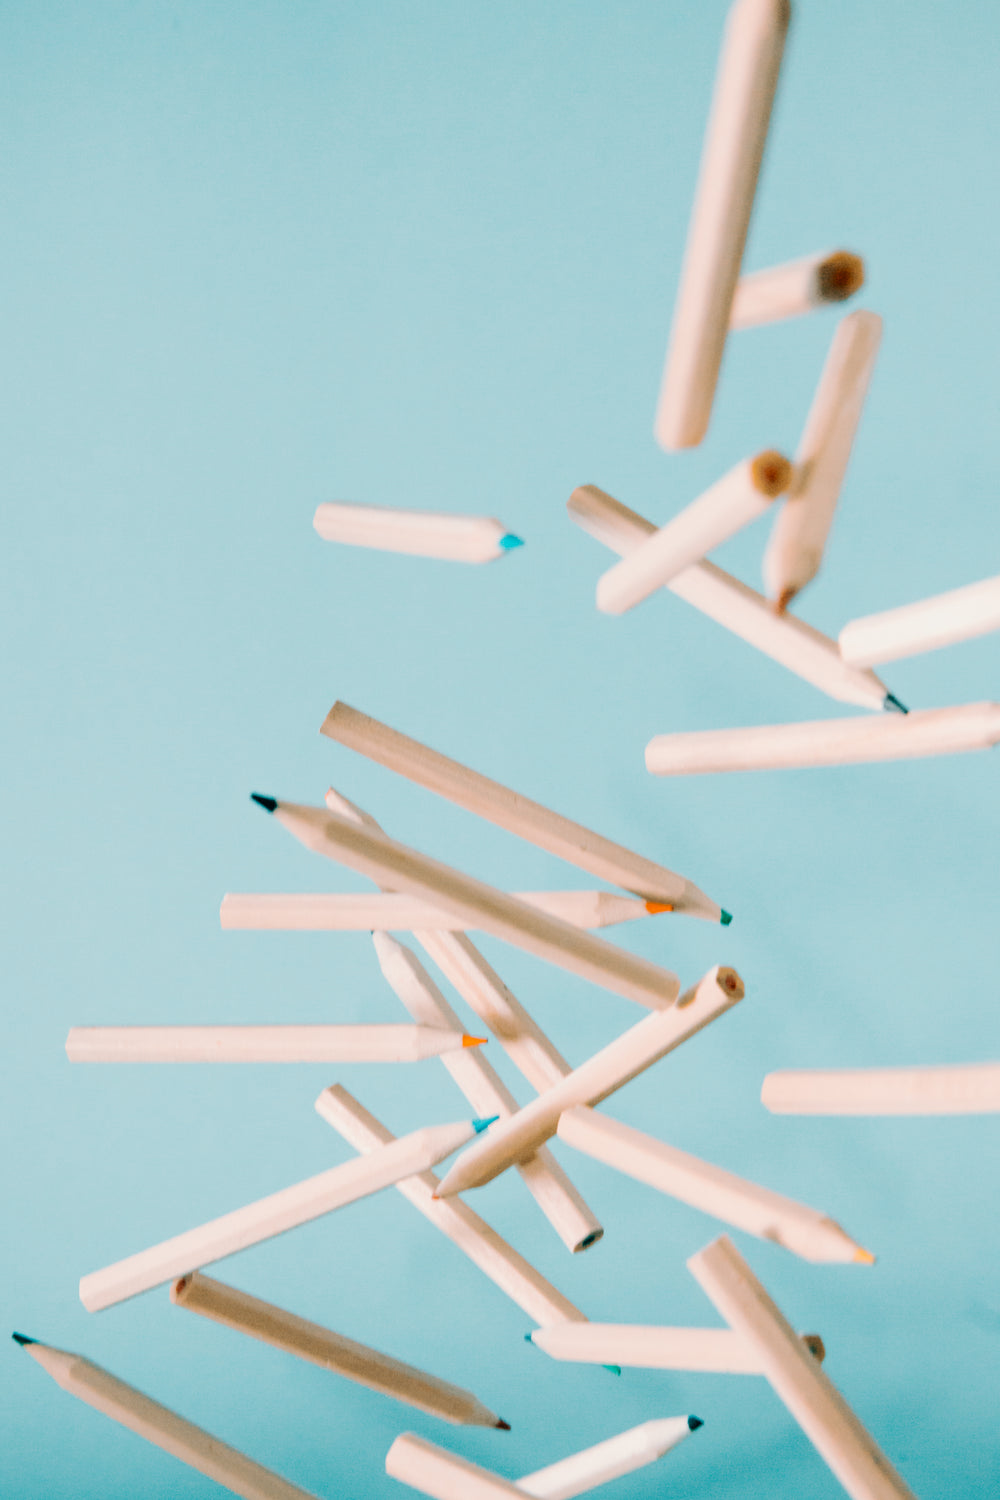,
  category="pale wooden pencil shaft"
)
[531,1321,825,1372]
[65,1024,467,1064]
[387,1433,523,1500]
[221,890,653,931]
[689,1236,917,1500]
[839,573,1000,667]
[730,250,864,329]
[655,0,790,448]
[170,1272,503,1425]
[516,1419,695,1500]
[762,1061,1000,1115]
[312,503,517,563]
